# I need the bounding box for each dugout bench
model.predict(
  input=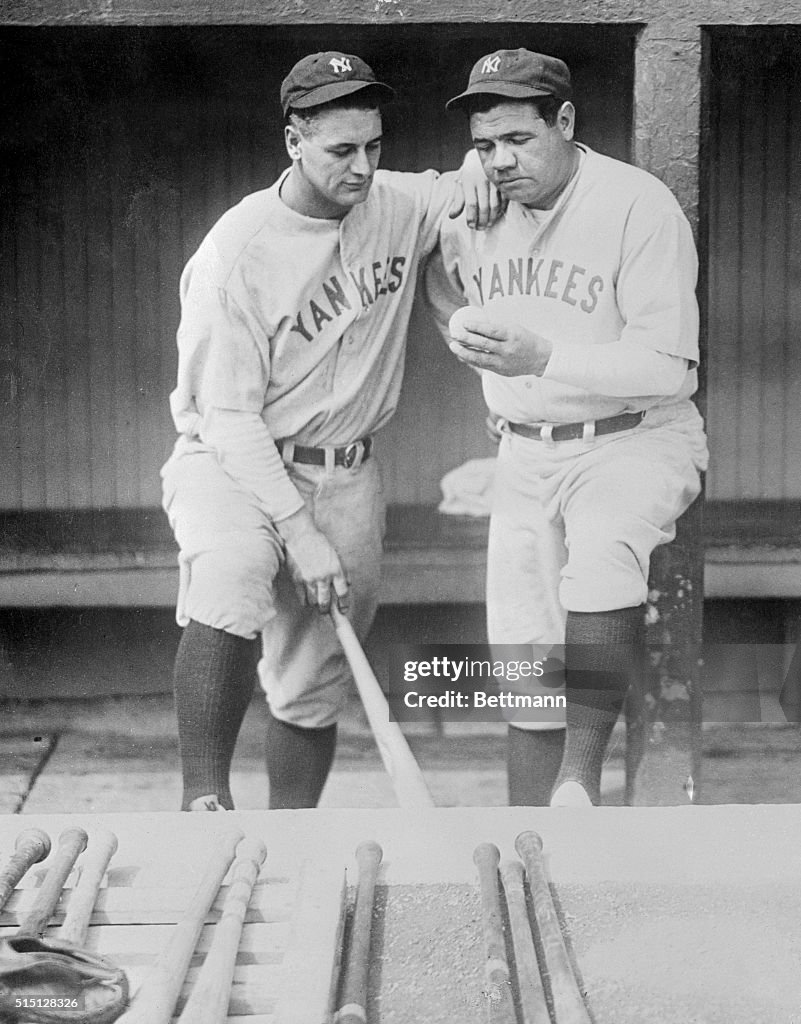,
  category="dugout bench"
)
[0,501,798,607]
